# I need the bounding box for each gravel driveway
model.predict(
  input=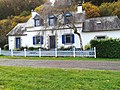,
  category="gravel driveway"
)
[0,59,120,70]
